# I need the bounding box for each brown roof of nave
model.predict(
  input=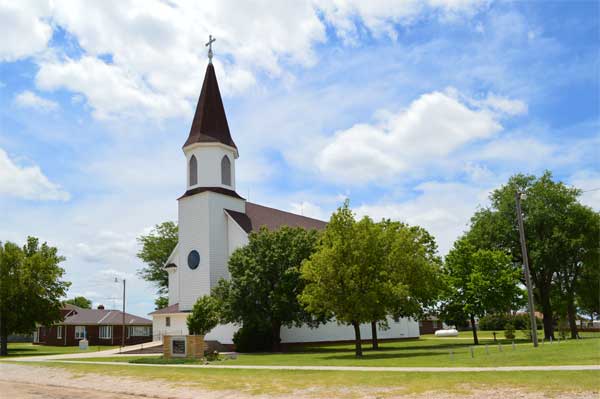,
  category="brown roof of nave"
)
[184,63,237,150]
[225,202,327,233]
